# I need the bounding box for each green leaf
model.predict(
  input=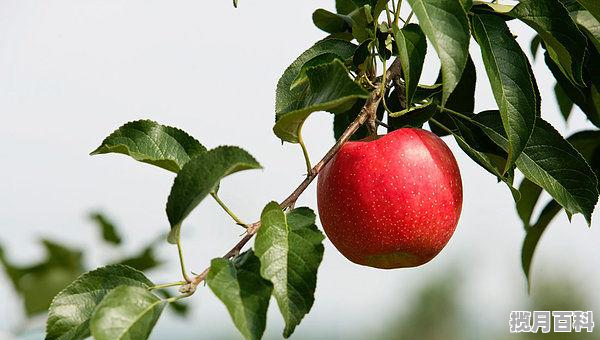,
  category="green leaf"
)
[337,0,358,15]
[275,39,362,143]
[290,53,340,90]
[471,13,537,173]
[554,83,574,122]
[429,116,519,199]
[206,250,273,340]
[312,9,351,34]
[389,101,436,129]
[274,59,368,143]
[516,178,544,228]
[0,240,84,317]
[576,0,600,22]
[407,0,470,104]
[393,23,427,107]
[90,286,166,340]
[89,212,122,245]
[91,120,206,173]
[570,9,600,54]
[509,0,587,86]
[429,57,475,137]
[530,35,541,59]
[116,243,163,272]
[545,51,600,128]
[475,111,599,224]
[254,203,325,338]
[333,99,373,141]
[519,130,600,287]
[46,265,152,340]
[522,200,563,290]
[166,146,261,243]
